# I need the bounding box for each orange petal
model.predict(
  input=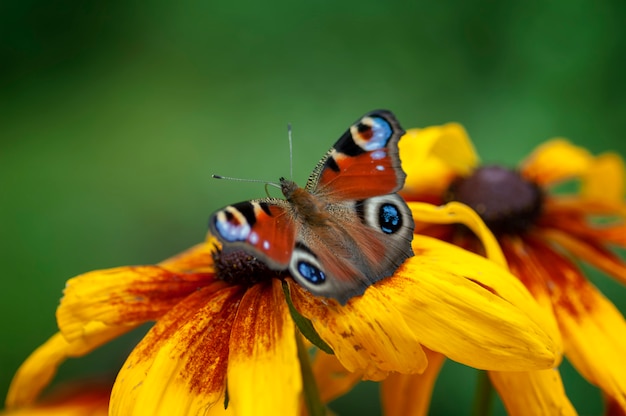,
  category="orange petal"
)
[555,278,626,412]
[289,280,427,381]
[380,348,446,416]
[311,351,363,403]
[227,280,301,415]
[520,139,593,186]
[539,228,626,286]
[489,370,576,416]
[110,283,241,416]
[58,266,217,343]
[540,202,626,246]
